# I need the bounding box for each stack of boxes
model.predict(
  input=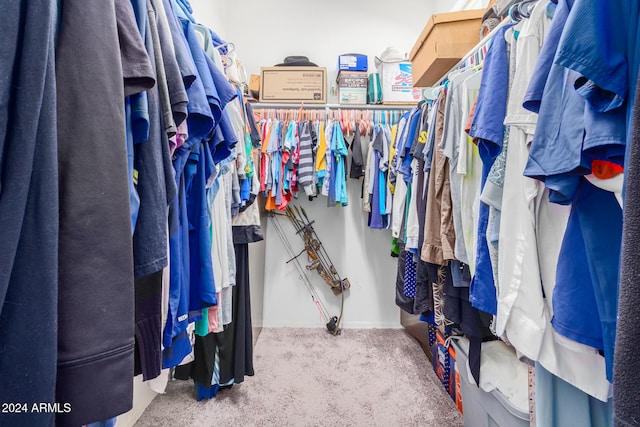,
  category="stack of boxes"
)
[337,54,368,105]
